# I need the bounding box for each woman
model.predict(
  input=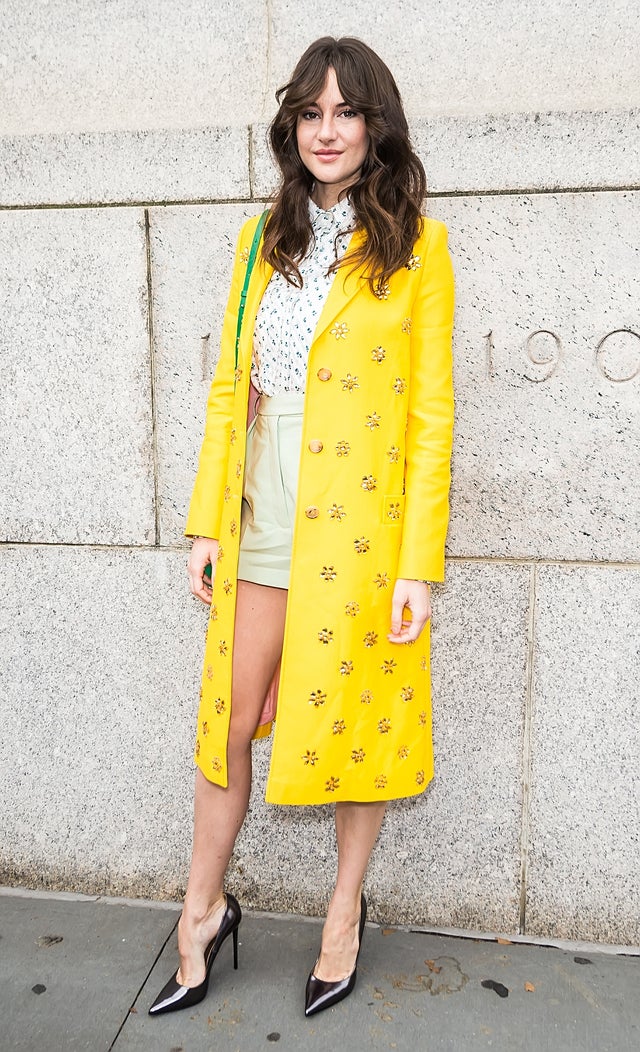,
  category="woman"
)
[150,36,454,1019]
